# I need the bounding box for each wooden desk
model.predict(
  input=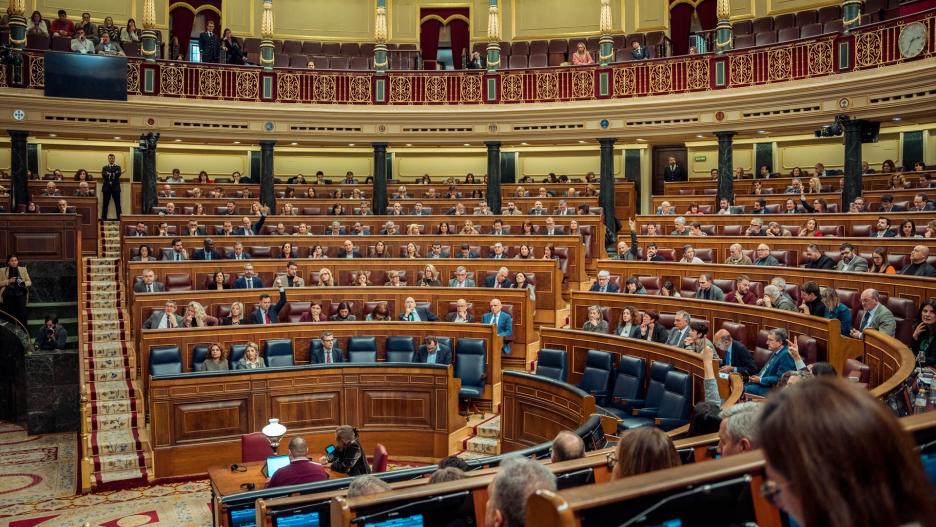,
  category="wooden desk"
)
[149,363,463,478]
[661,174,896,196]
[208,460,346,498]
[652,192,846,214]
[501,371,597,454]
[0,213,82,262]
[29,196,98,257]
